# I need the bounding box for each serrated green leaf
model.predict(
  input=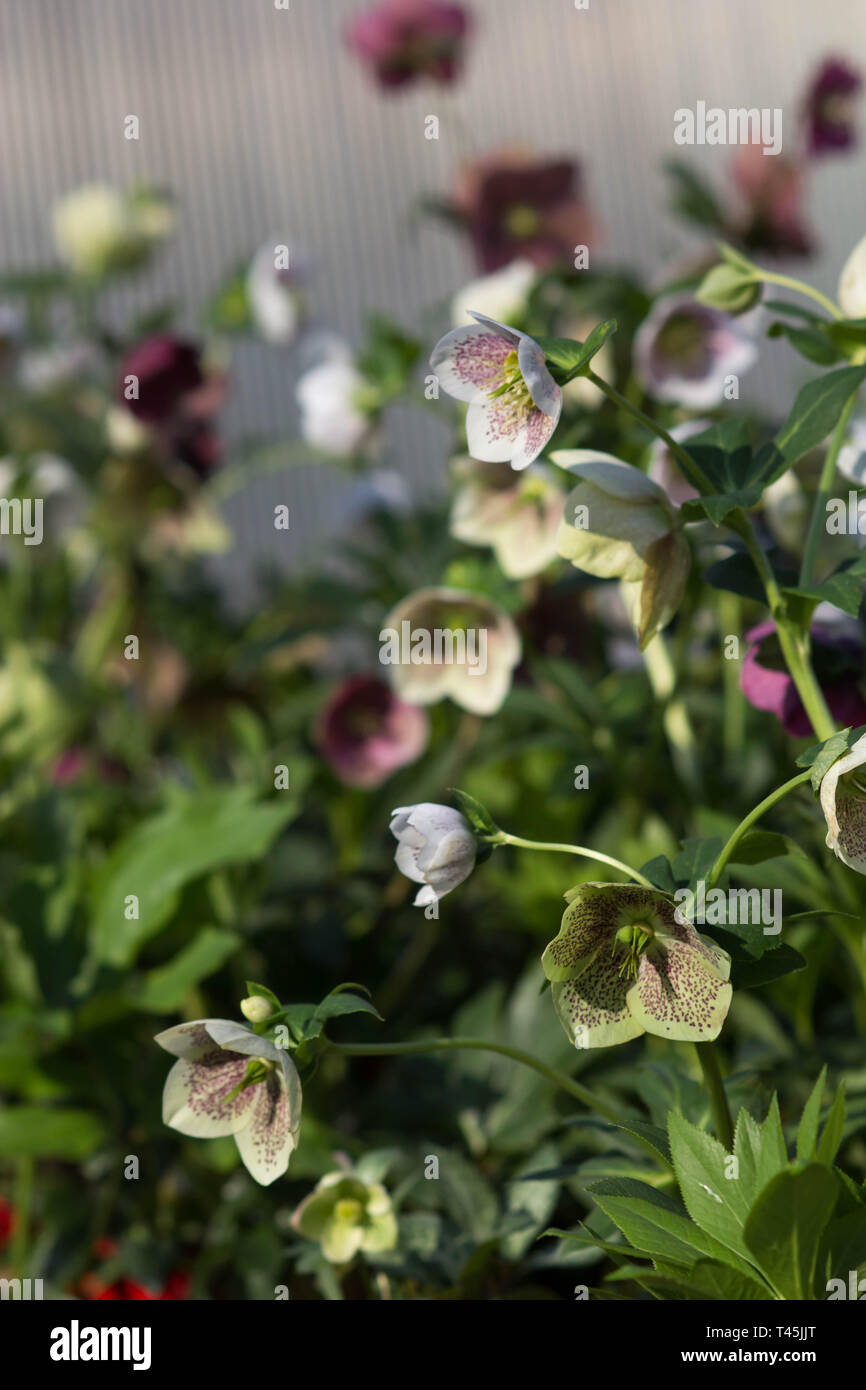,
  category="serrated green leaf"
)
[796,1066,827,1161]
[743,1163,839,1299]
[449,787,500,839]
[816,1084,847,1165]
